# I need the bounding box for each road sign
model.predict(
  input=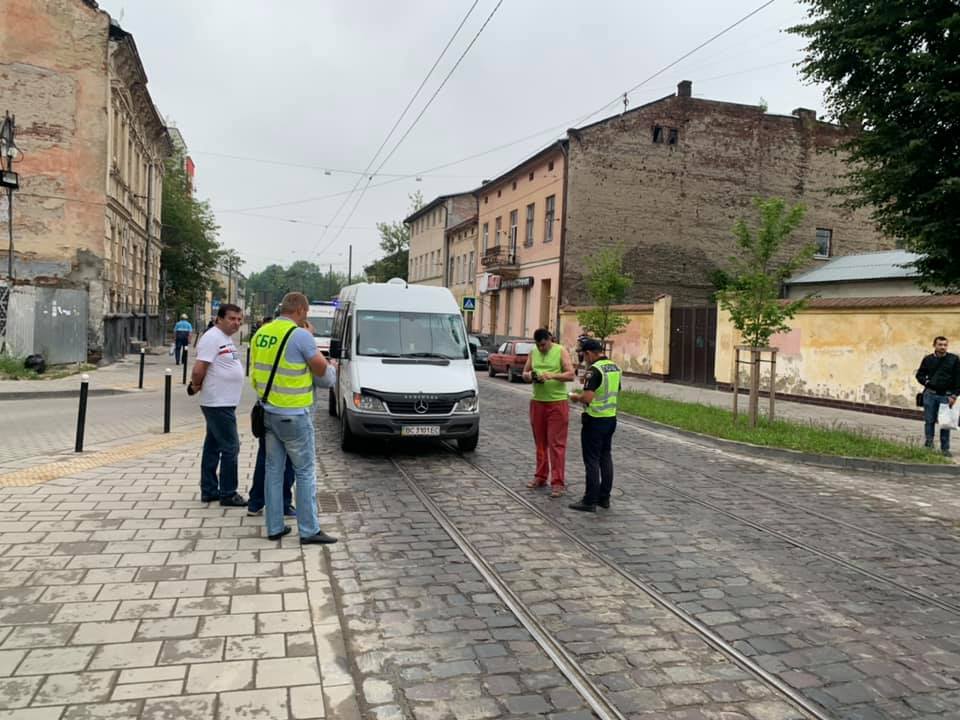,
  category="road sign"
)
[211,299,221,311]
[461,296,477,312]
